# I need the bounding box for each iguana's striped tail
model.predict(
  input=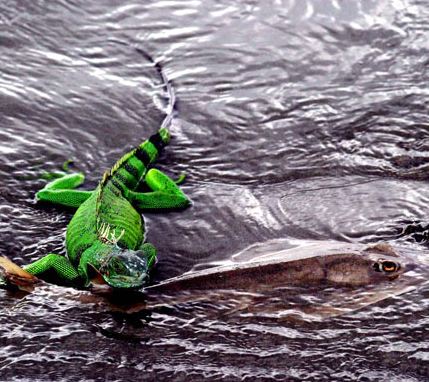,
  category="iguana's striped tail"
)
[108,38,176,133]
[134,46,176,132]
[94,40,177,225]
